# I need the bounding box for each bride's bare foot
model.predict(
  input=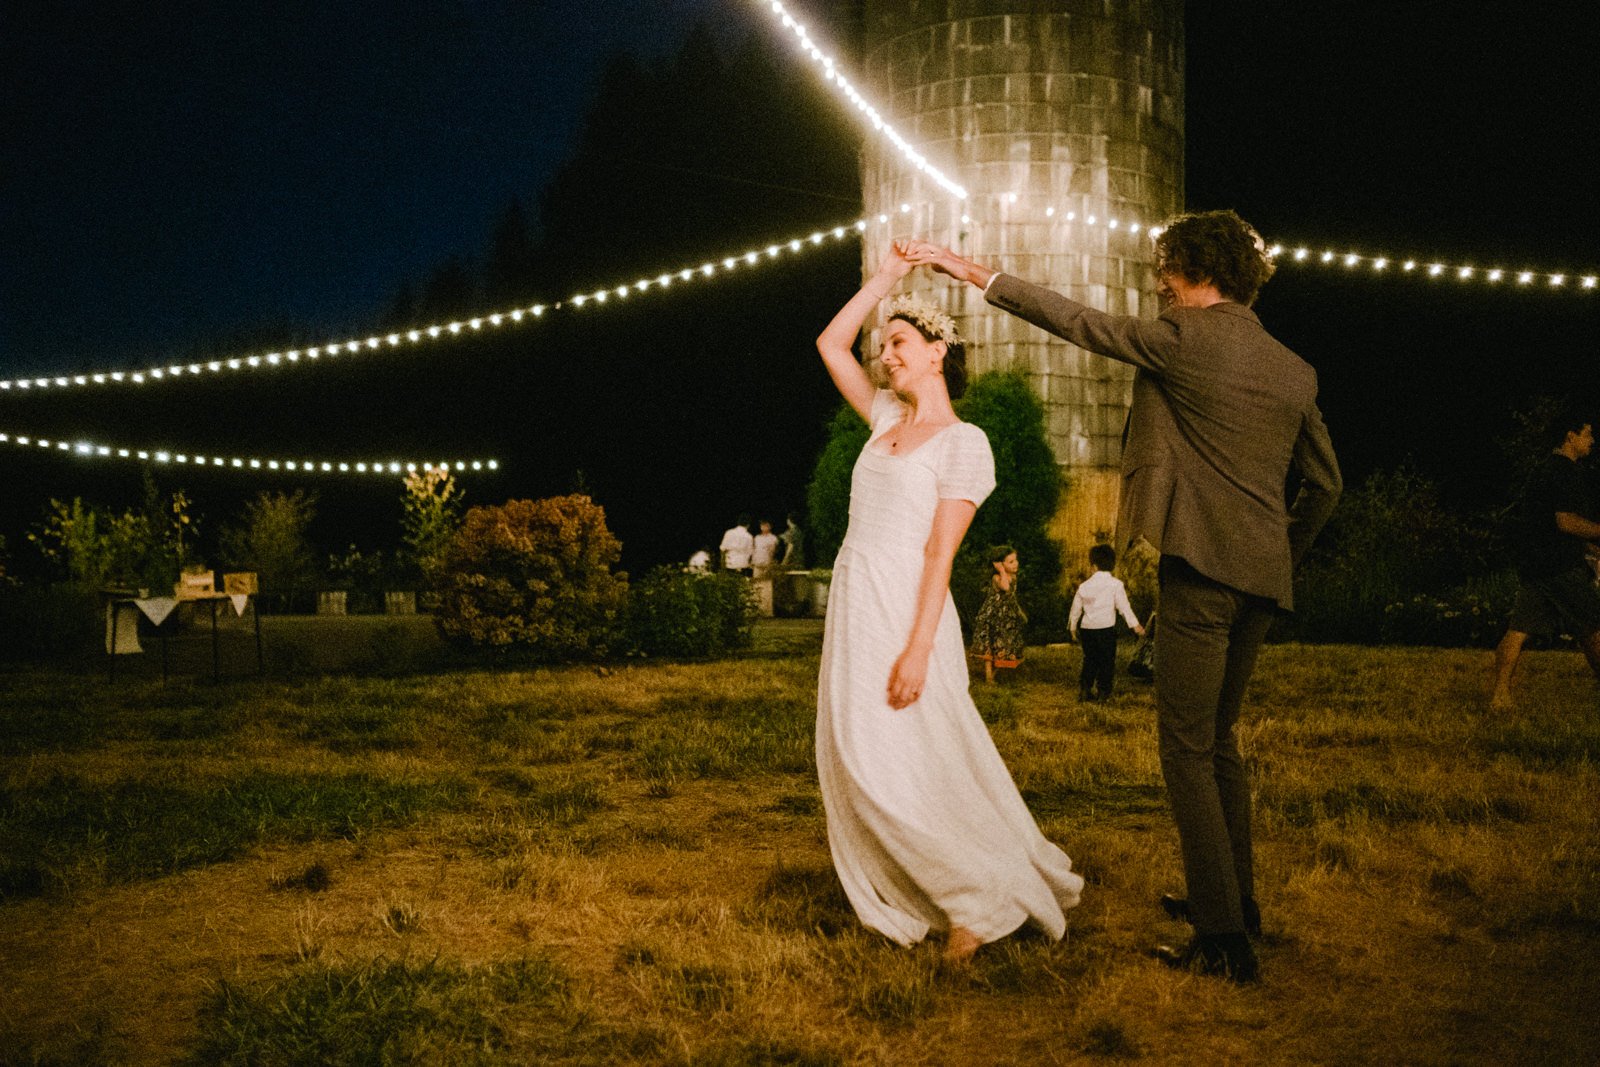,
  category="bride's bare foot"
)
[943,926,982,966]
